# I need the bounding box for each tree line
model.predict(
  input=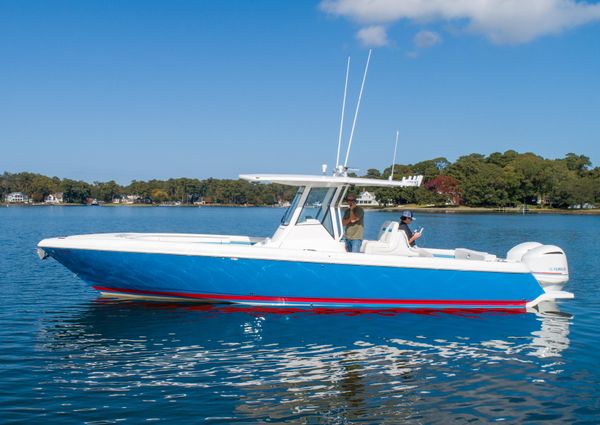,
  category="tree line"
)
[368,151,597,208]
[0,174,296,206]
[1,151,598,208]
